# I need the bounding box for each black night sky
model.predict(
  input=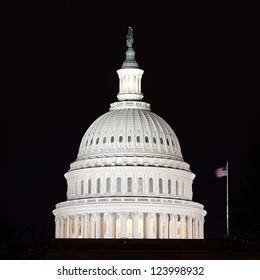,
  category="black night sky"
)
[2,1,260,240]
